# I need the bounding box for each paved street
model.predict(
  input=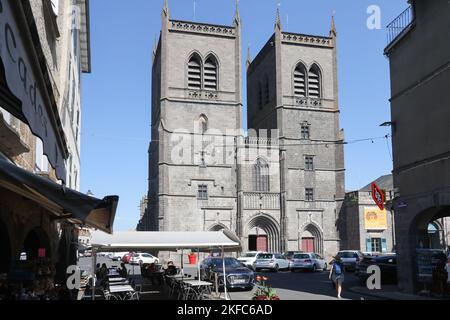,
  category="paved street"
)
[222,270,378,301]
[78,257,378,300]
